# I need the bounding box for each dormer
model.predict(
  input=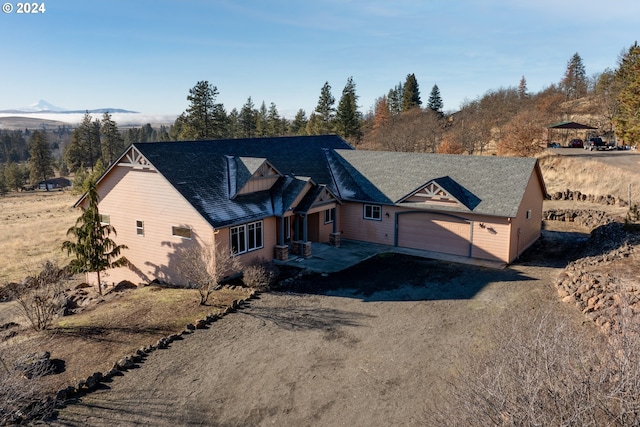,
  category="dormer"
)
[227,156,282,198]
